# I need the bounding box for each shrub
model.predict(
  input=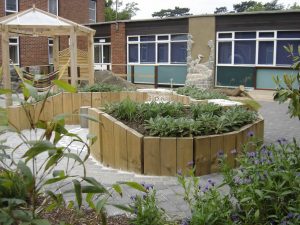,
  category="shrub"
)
[80,83,124,92]
[176,86,228,100]
[129,184,172,225]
